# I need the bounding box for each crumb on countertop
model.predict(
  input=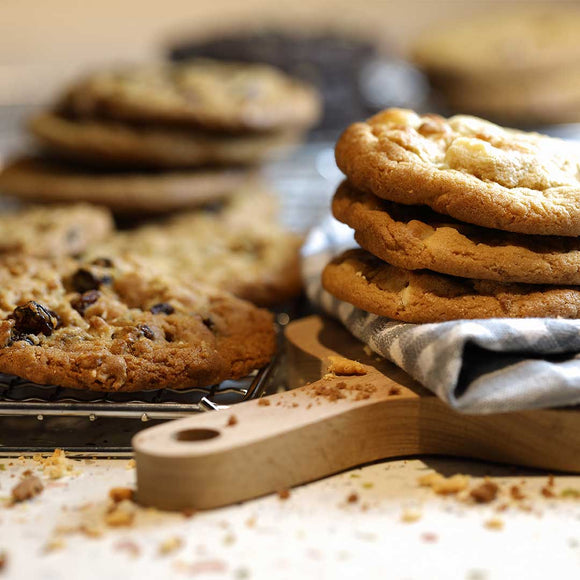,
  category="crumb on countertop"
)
[125,459,136,470]
[418,472,470,495]
[400,508,422,523]
[32,449,76,480]
[158,536,183,556]
[258,398,271,407]
[227,415,238,427]
[11,475,44,503]
[277,489,290,500]
[484,517,505,531]
[470,479,499,504]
